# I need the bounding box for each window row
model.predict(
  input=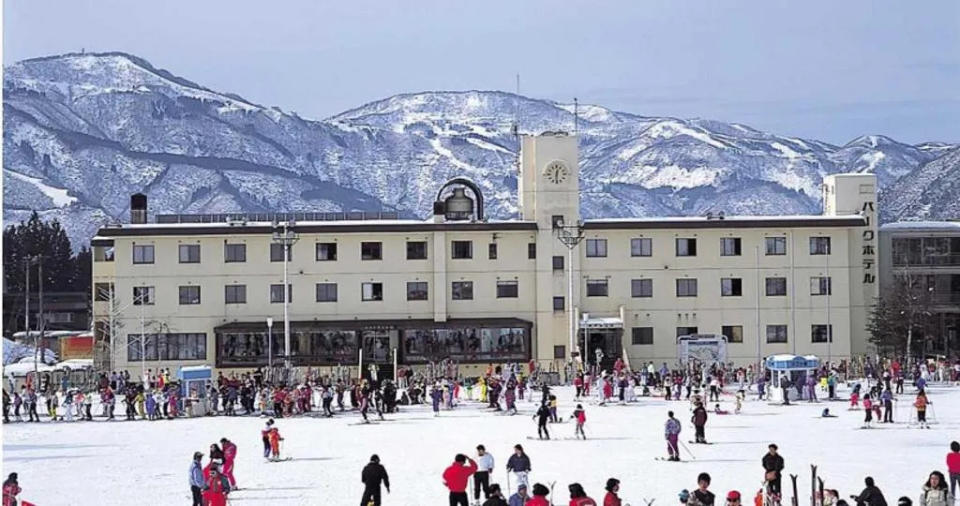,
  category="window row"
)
[584,236,832,259]
[127,333,207,361]
[128,280,522,305]
[130,240,539,265]
[629,324,833,345]
[584,276,832,298]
